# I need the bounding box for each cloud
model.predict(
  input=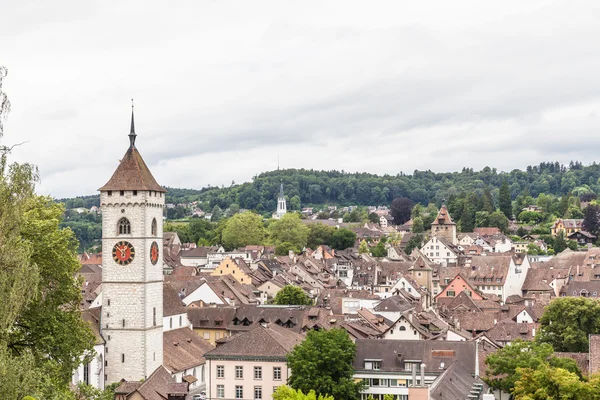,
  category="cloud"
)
[2,0,600,198]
